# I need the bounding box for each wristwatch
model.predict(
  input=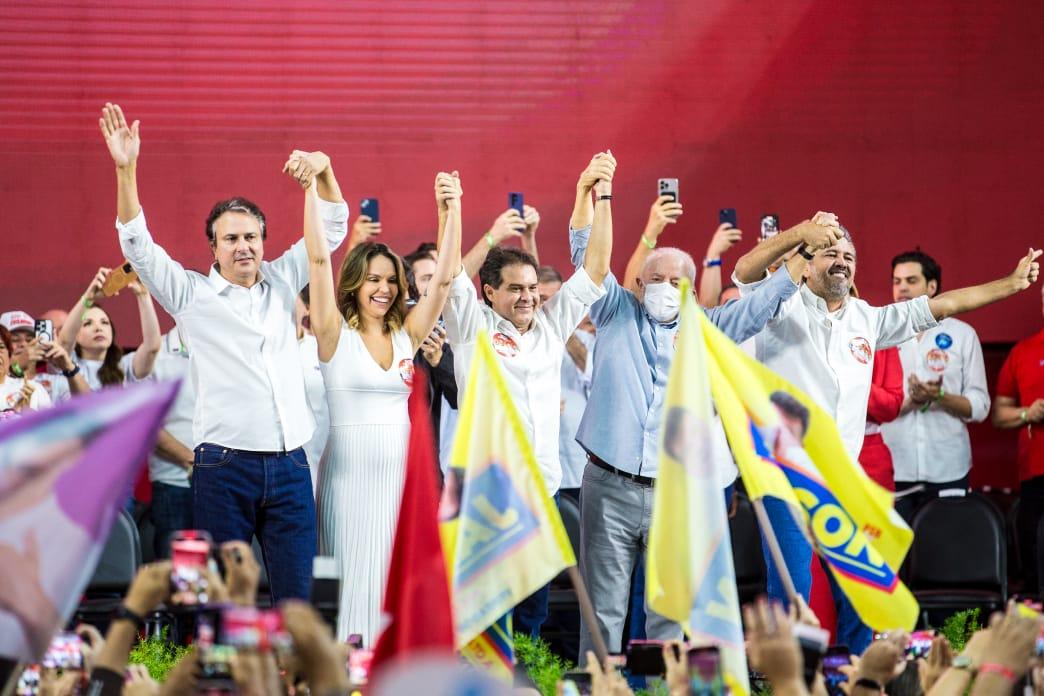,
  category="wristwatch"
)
[952,655,976,672]
[112,603,146,630]
[62,364,80,379]
[797,245,815,260]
